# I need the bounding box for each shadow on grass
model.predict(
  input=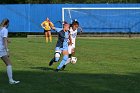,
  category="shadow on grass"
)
[30,67,55,71]
[0,71,139,93]
[30,67,69,72]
